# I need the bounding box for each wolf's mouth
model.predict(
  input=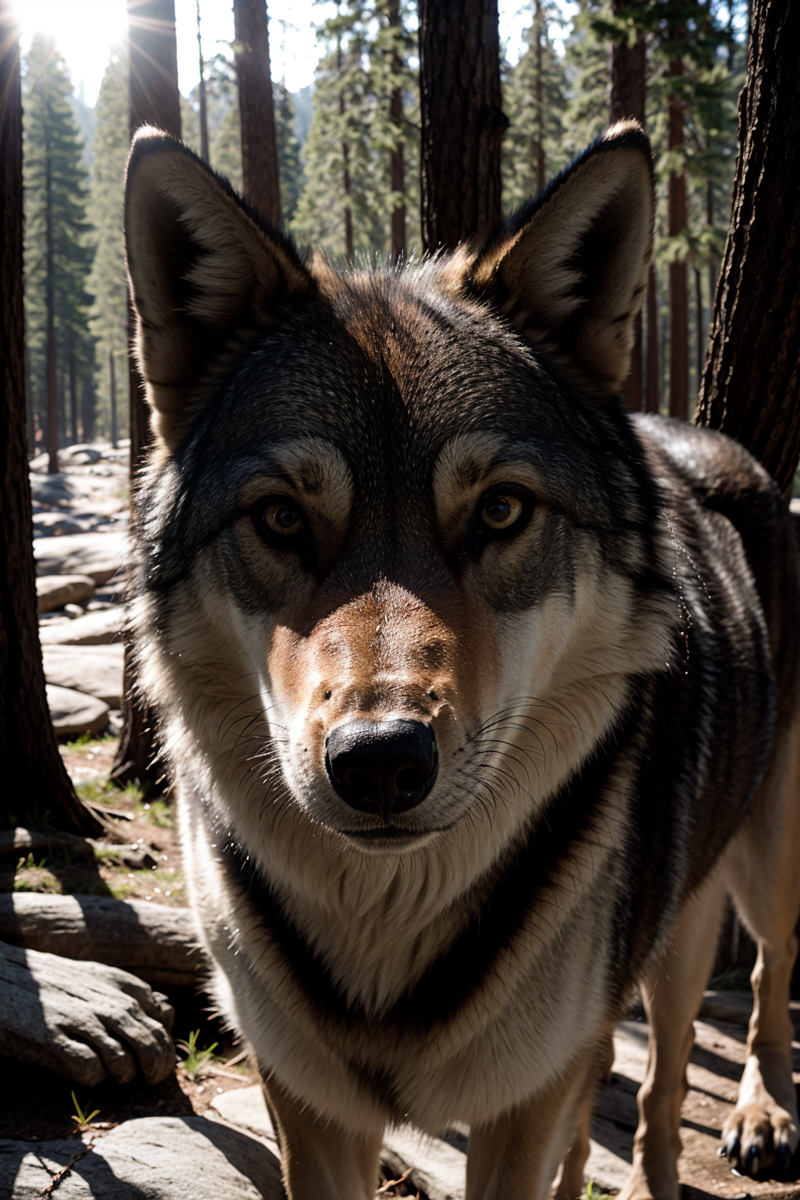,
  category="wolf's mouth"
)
[338,825,437,851]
